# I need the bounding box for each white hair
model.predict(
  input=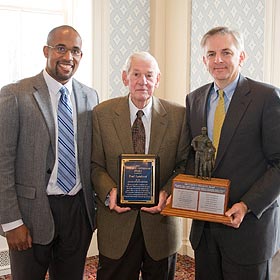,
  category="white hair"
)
[122,51,161,74]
